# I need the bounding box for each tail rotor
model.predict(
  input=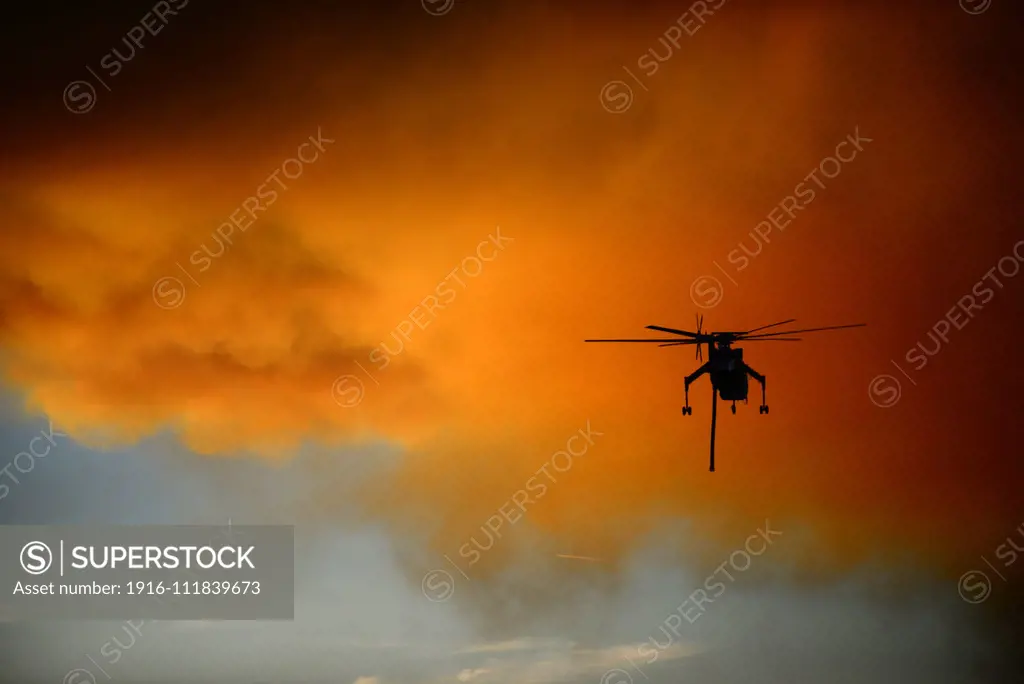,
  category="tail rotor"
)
[695,314,704,362]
